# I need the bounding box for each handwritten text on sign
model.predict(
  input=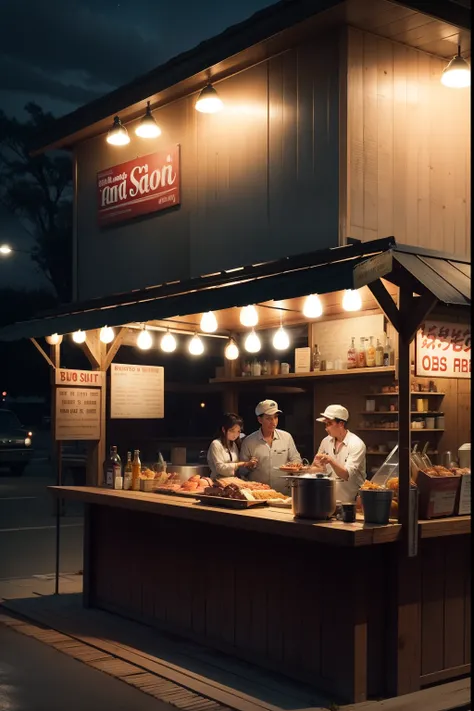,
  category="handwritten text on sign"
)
[55,369,104,387]
[97,147,180,226]
[55,388,101,440]
[111,363,164,419]
[415,320,471,379]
